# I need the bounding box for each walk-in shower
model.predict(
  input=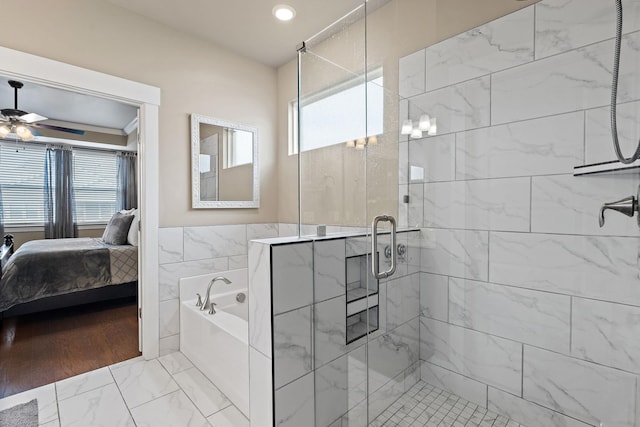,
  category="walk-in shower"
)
[266,0,640,426]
